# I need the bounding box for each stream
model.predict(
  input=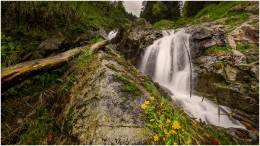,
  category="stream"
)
[139,29,246,129]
